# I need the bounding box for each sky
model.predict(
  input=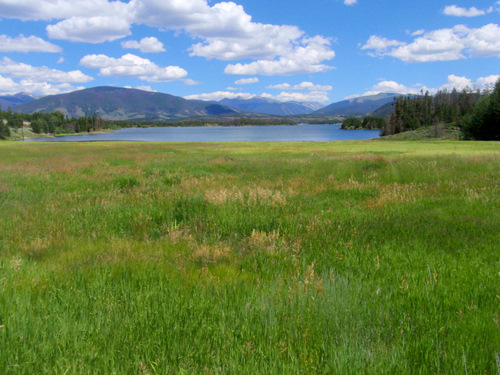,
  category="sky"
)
[0,0,499,105]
